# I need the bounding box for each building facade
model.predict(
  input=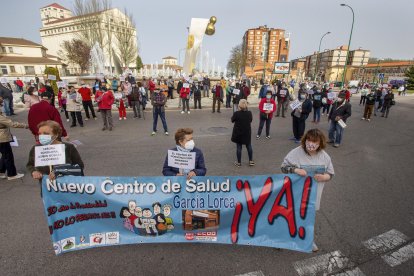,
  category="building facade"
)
[39,3,138,75]
[241,26,290,79]
[352,61,413,84]
[0,37,63,80]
